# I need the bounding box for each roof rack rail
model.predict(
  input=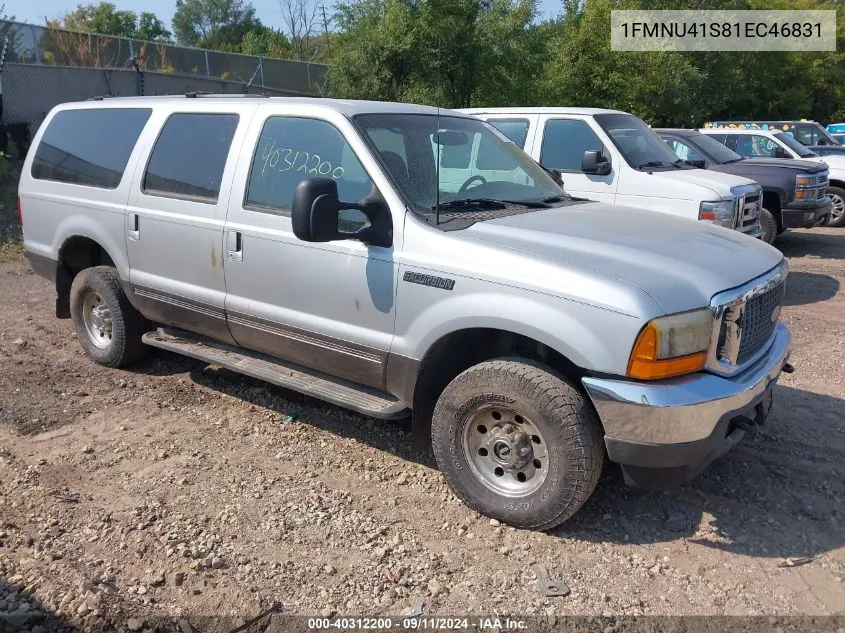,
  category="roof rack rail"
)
[184,91,270,98]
